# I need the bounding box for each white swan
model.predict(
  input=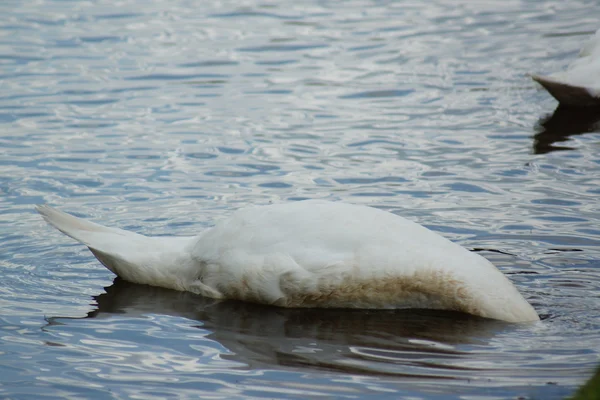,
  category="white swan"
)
[533,28,600,107]
[37,200,539,323]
